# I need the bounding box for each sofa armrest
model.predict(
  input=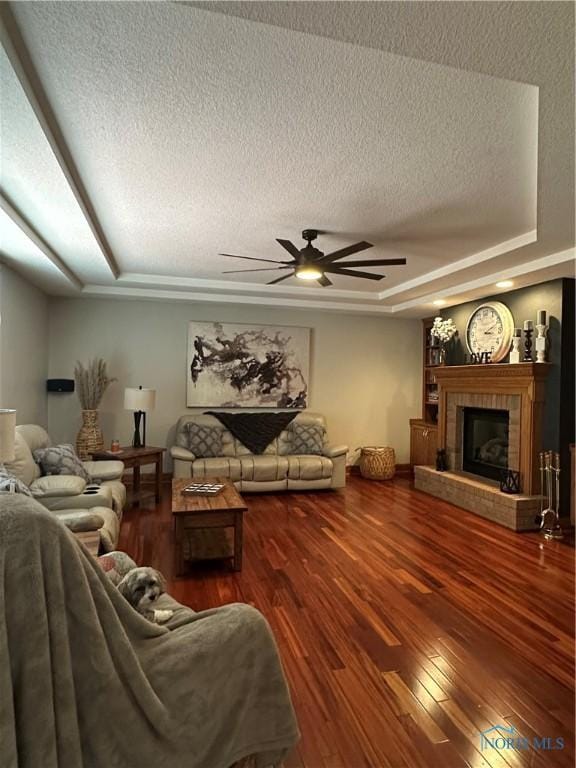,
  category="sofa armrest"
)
[324,444,348,459]
[83,460,125,481]
[41,485,114,511]
[52,509,105,533]
[170,446,196,461]
[30,475,87,498]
